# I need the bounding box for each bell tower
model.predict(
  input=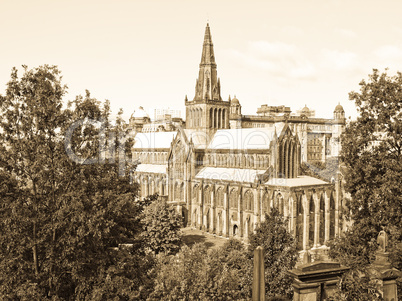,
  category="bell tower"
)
[185,23,230,135]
